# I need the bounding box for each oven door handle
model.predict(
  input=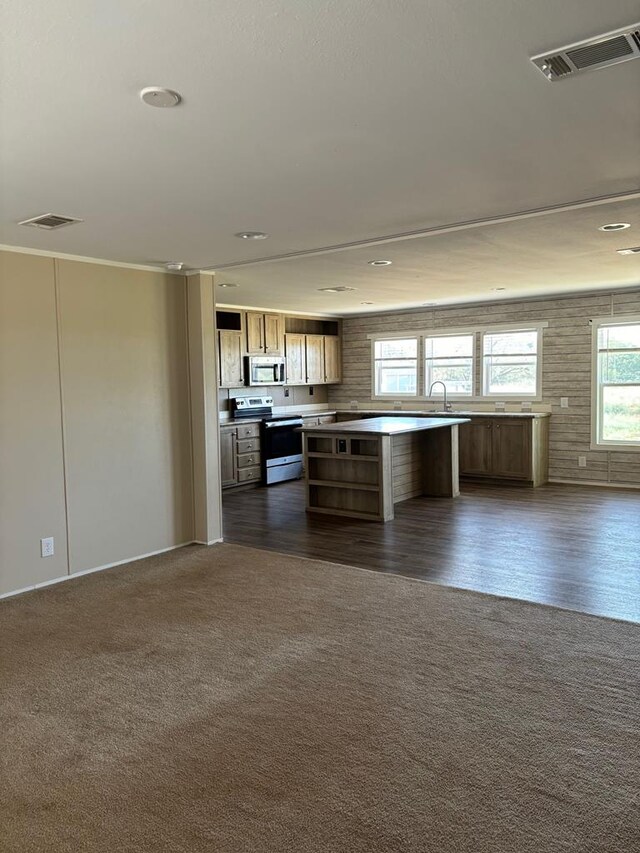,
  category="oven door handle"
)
[263,419,303,428]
